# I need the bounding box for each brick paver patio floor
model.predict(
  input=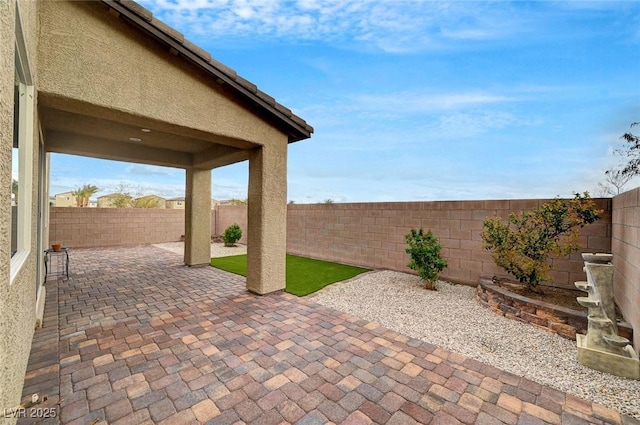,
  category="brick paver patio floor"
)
[17,245,638,425]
